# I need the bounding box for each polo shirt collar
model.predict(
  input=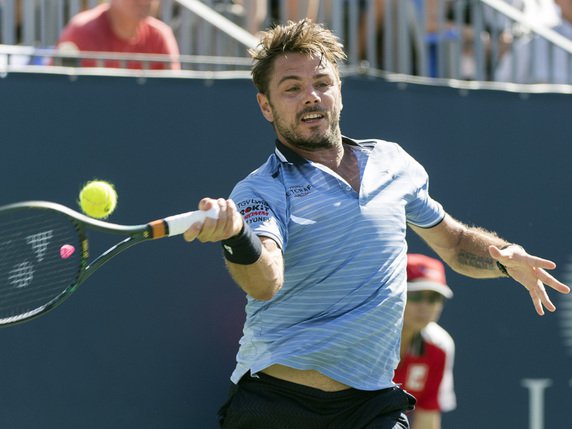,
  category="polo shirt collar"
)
[274,136,361,165]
